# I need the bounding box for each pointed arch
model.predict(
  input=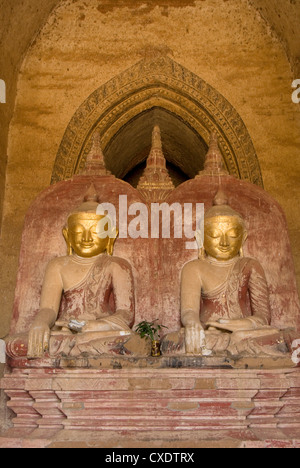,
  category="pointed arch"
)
[52,56,263,187]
